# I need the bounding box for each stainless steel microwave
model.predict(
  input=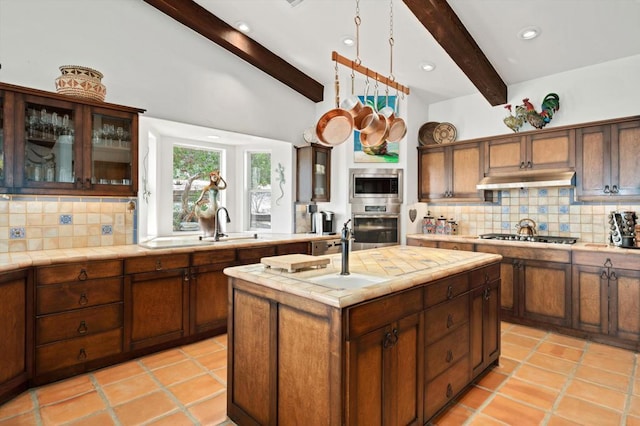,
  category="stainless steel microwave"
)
[349,168,403,204]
